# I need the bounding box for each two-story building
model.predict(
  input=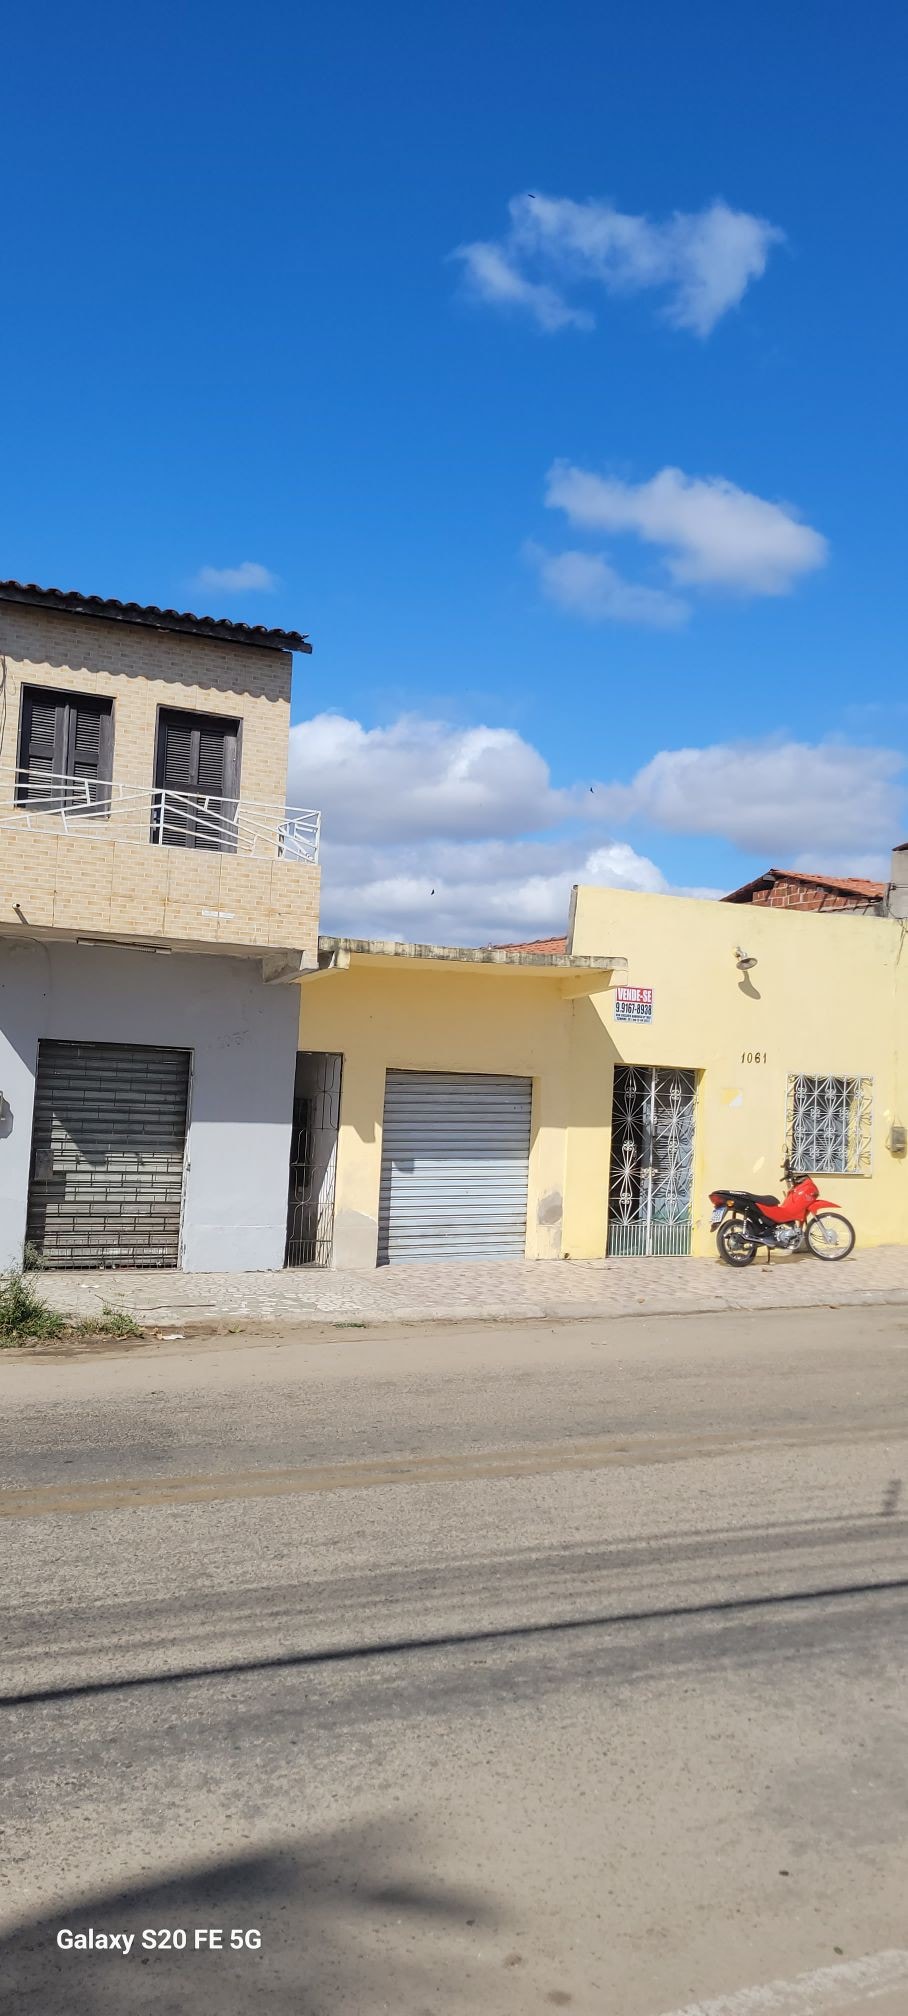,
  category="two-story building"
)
[0,580,320,1272]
